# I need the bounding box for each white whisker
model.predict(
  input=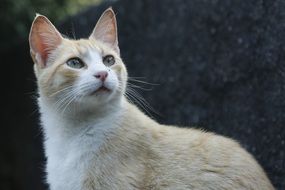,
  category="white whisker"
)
[125,85,160,118]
